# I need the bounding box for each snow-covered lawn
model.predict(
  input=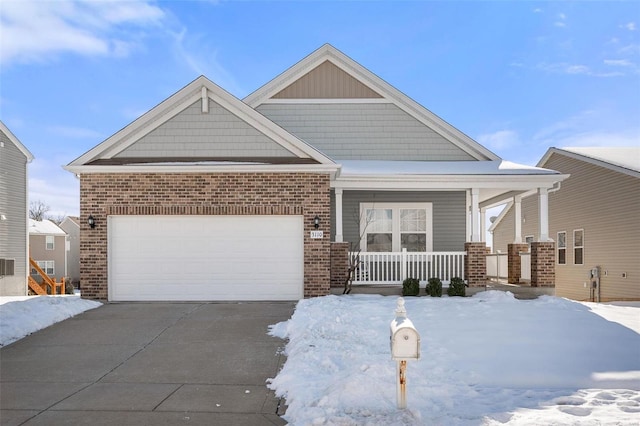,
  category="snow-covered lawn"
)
[1,292,638,424]
[0,295,101,347]
[269,292,640,425]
